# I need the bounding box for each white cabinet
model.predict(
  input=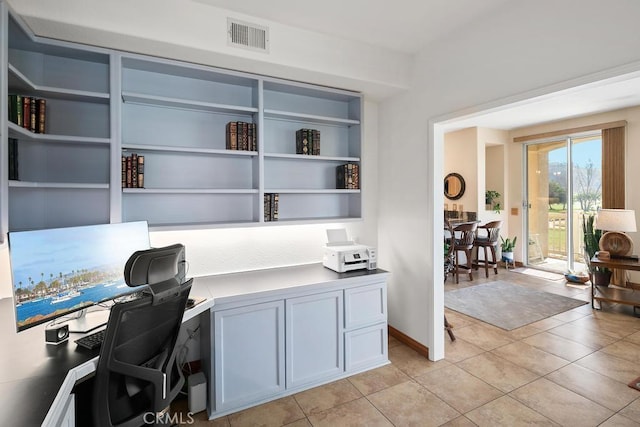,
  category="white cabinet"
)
[208,272,388,419]
[285,290,343,389]
[213,300,285,412]
[344,282,388,372]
